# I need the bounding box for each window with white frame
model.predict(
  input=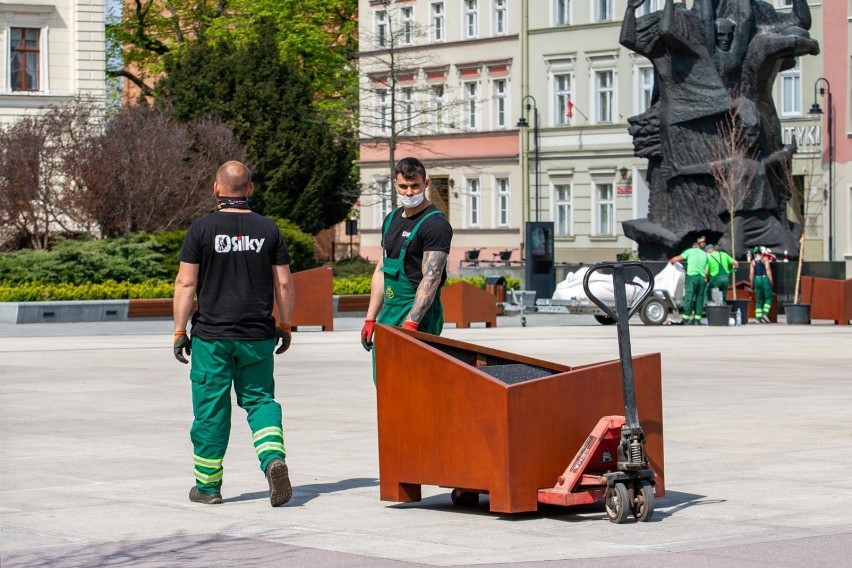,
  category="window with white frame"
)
[554,0,571,26]
[9,27,41,92]
[465,81,480,129]
[468,178,481,226]
[496,177,510,226]
[376,89,390,134]
[554,184,573,236]
[401,6,414,45]
[779,59,801,117]
[595,70,614,123]
[554,73,573,126]
[401,87,414,132]
[431,2,445,42]
[494,0,508,35]
[431,84,446,132]
[595,182,614,235]
[638,0,660,16]
[374,10,388,48]
[377,179,391,223]
[637,67,654,113]
[594,0,613,22]
[493,78,508,128]
[464,0,479,38]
